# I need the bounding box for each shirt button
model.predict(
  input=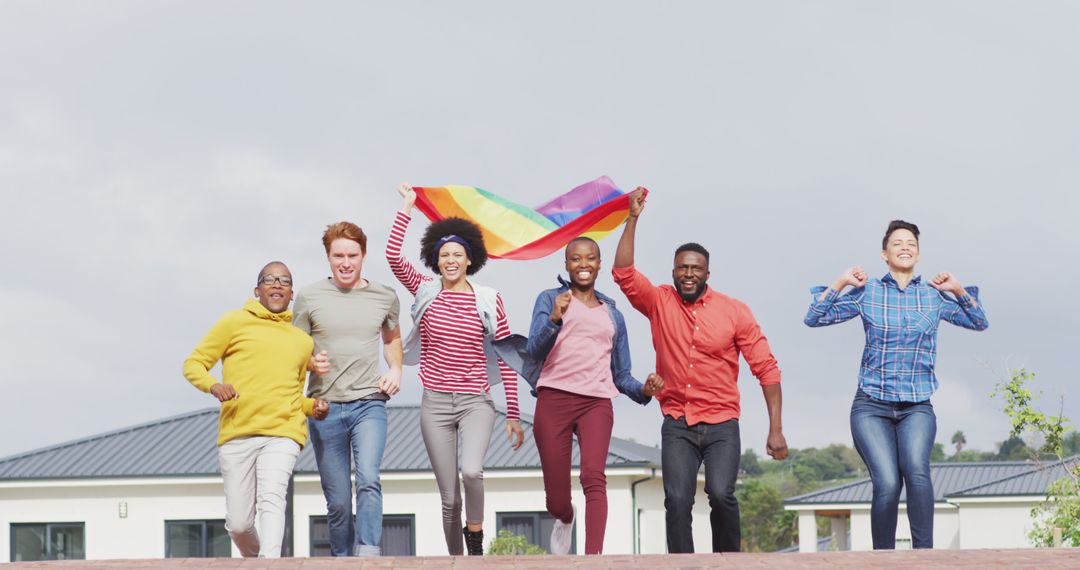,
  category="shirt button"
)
[687,384,691,388]
[689,364,694,368]
[695,326,699,331]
